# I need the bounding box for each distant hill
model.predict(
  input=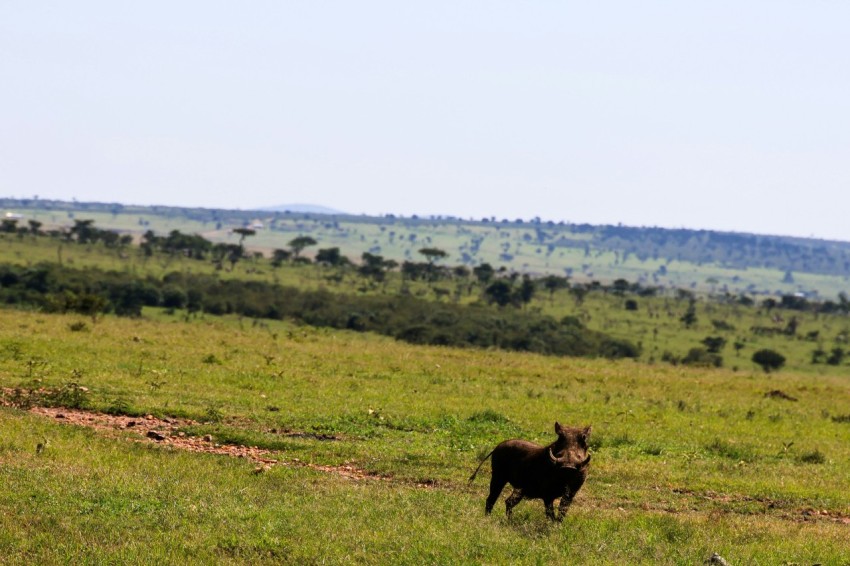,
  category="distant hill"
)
[2,196,849,298]
[260,204,346,215]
